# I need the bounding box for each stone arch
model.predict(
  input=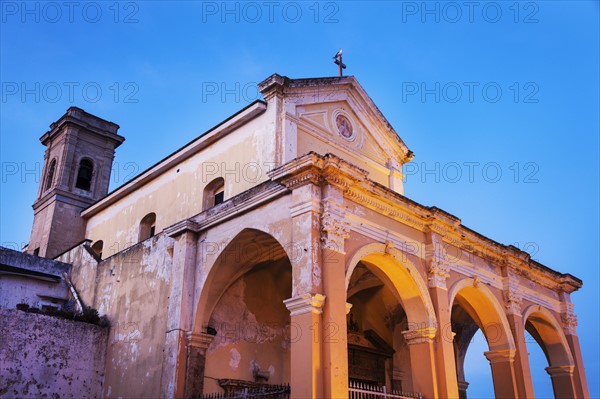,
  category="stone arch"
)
[187,227,293,396]
[523,305,574,367]
[345,242,439,397]
[193,227,292,334]
[449,278,518,398]
[449,278,516,351]
[345,242,436,328]
[523,305,578,398]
